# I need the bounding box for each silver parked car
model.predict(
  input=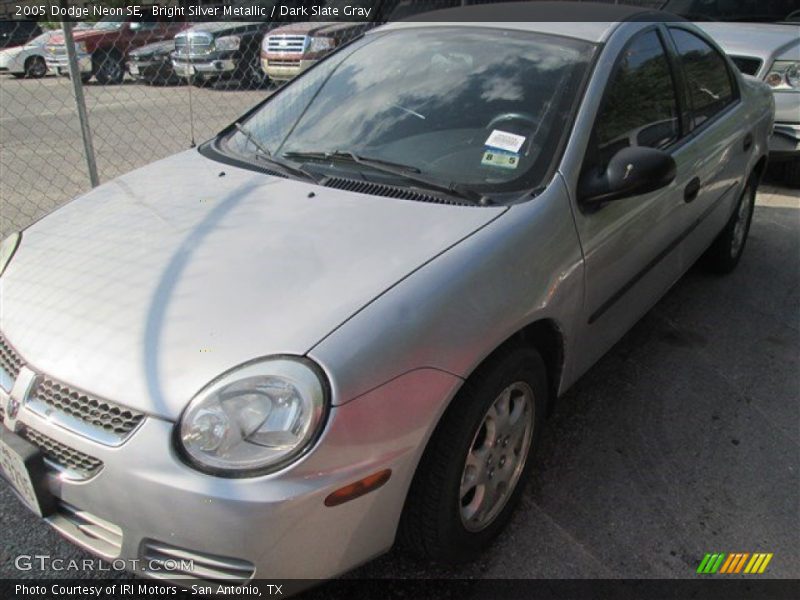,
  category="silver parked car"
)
[0,3,774,583]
